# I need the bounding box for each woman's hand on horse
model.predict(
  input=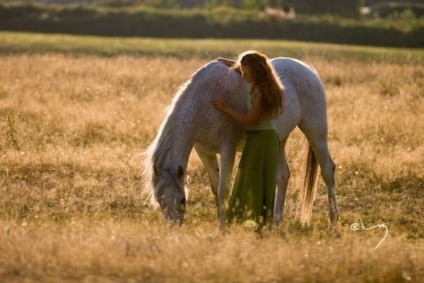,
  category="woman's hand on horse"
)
[216,58,242,74]
[213,99,229,112]
[216,58,235,67]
